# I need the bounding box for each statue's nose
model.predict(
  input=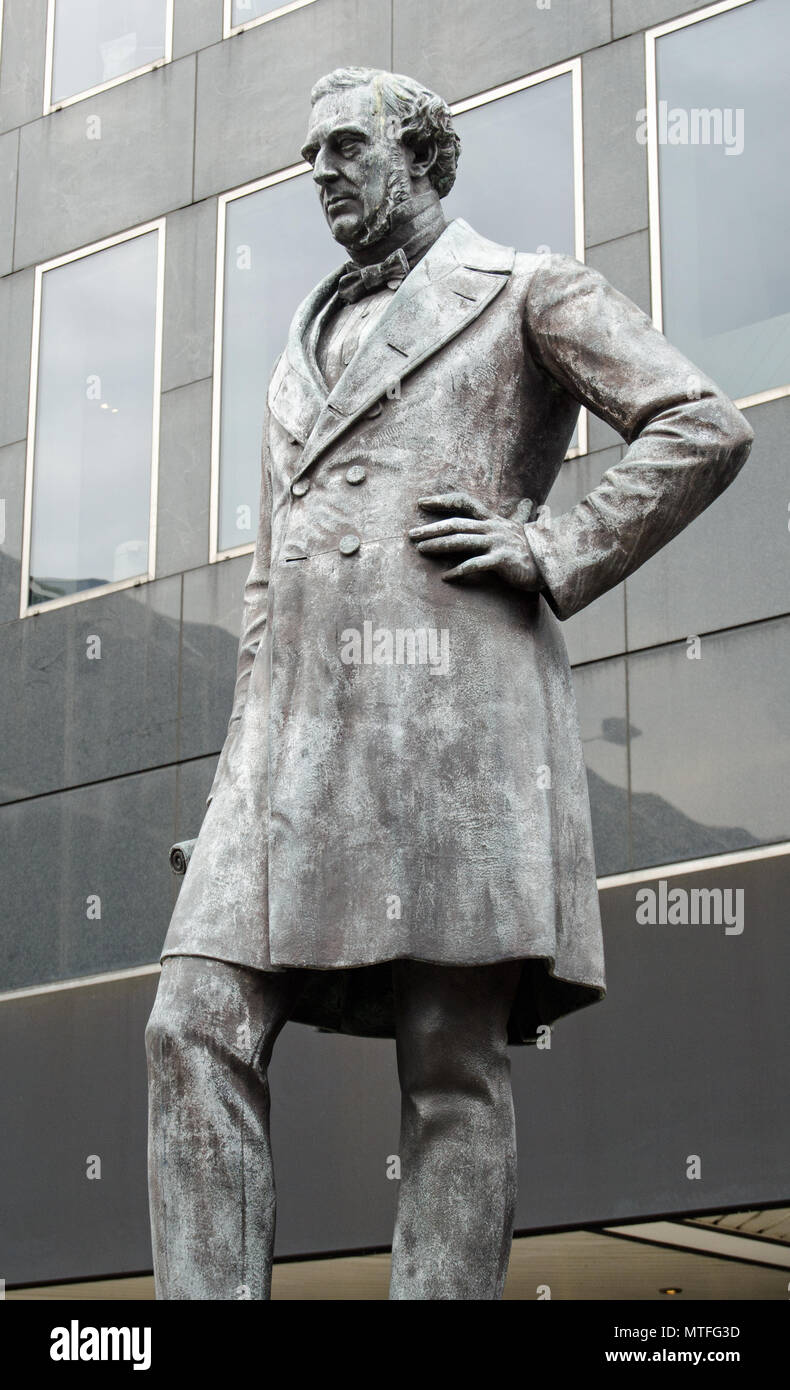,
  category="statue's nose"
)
[312,153,337,187]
